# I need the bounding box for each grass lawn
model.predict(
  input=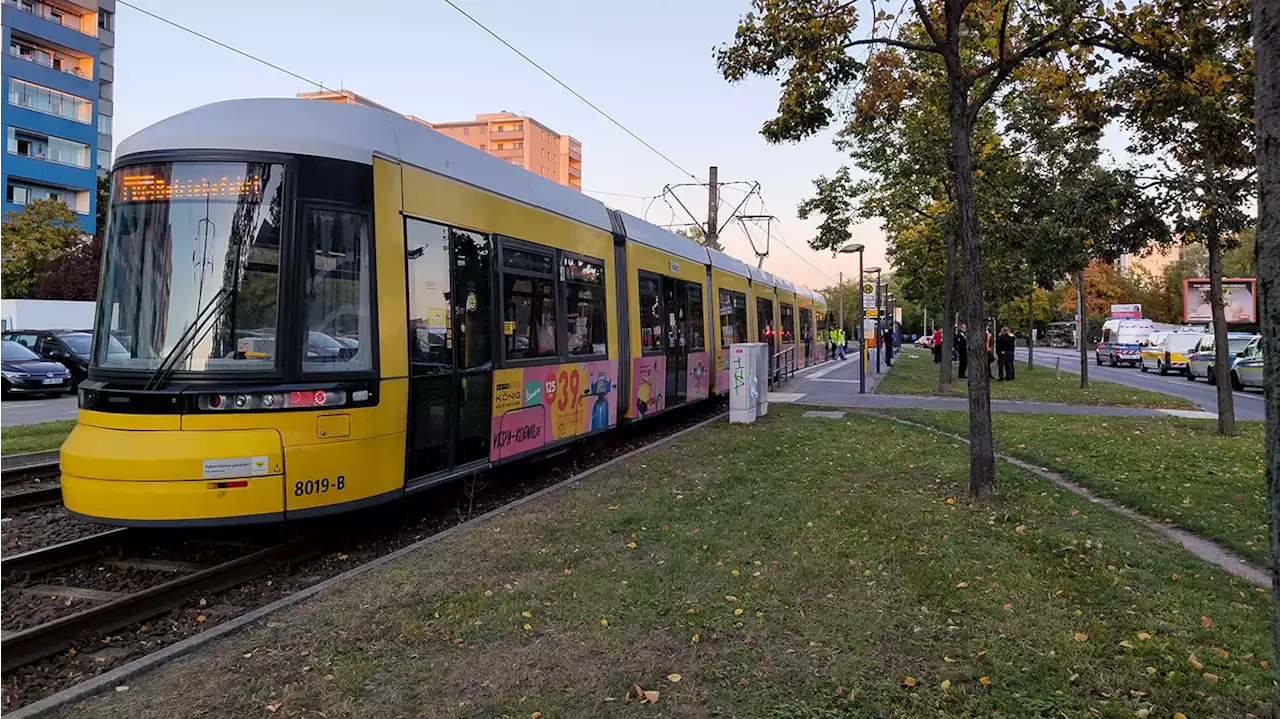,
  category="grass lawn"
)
[57,407,1272,718]
[879,349,1196,409]
[1,419,75,456]
[887,409,1268,567]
